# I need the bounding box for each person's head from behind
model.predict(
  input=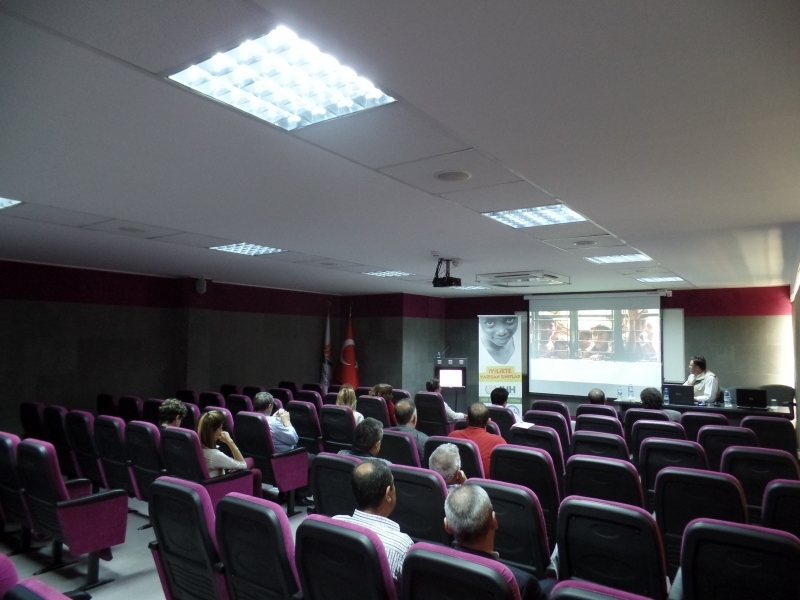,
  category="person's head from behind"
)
[689,356,707,375]
[588,388,606,405]
[252,392,275,415]
[466,402,490,428]
[426,378,441,393]
[394,400,417,427]
[351,460,395,515]
[370,383,393,404]
[197,410,225,449]
[337,387,357,410]
[159,398,187,427]
[429,443,465,486]
[444,483,496,548]
[354,417,384,455]
[490,387,509,407]
[640,387,663,409]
